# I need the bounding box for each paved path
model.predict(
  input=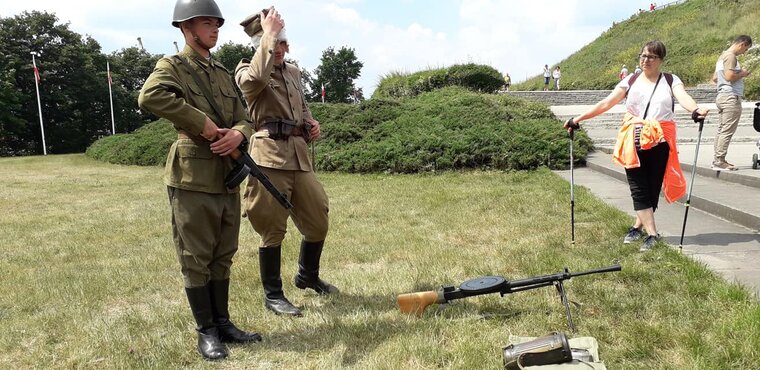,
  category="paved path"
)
[551,104,760,297]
